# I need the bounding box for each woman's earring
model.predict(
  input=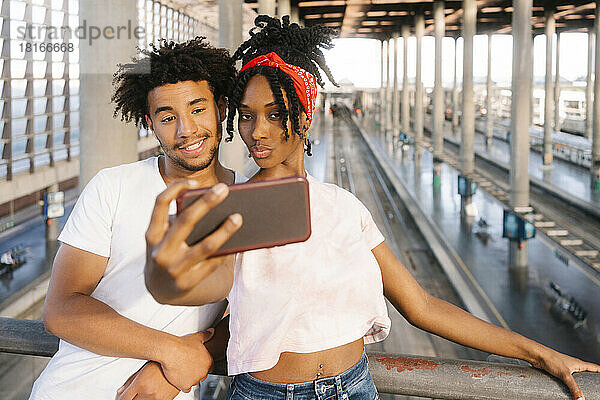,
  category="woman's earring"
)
[304,134,313,156]
[304,133,311,147]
